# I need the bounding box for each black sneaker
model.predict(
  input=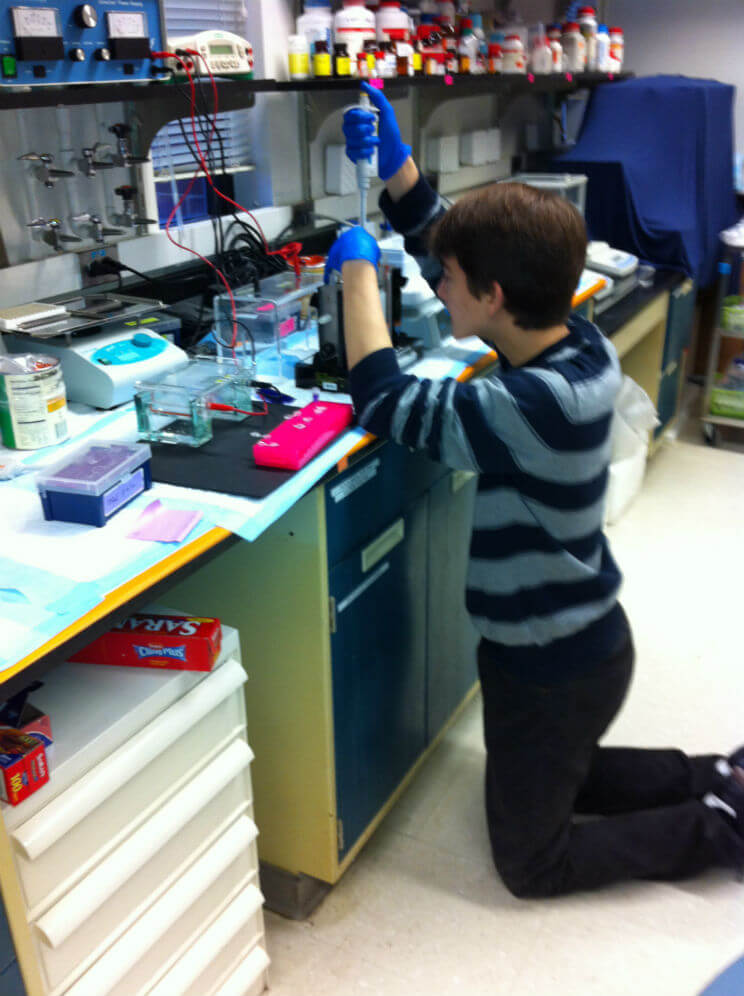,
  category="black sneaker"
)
[729,745,744,770]
[704,766,744,837]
